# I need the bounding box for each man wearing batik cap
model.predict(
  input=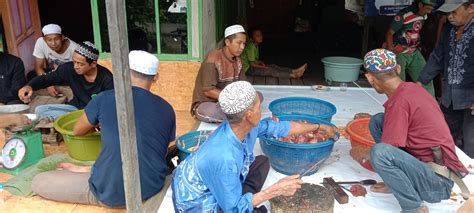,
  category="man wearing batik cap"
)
[18,41,113,119]
[364,49,468,213]
[173,81,338,212]
[32,50,175,208]
[191,24,249,123]
[32,23,77,98]
[419,0,474,158]
[385,0,436,97]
